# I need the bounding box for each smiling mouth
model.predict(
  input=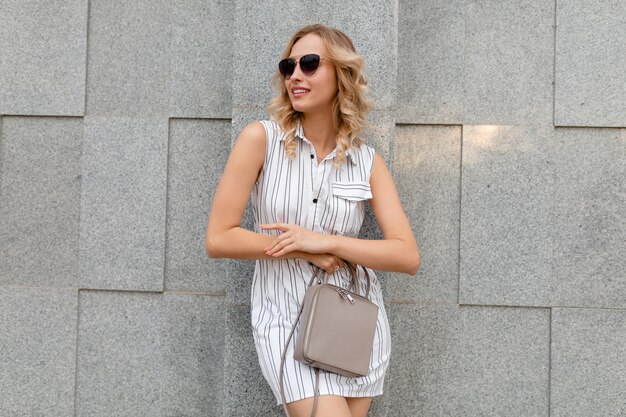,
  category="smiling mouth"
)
[292,89,310,97]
